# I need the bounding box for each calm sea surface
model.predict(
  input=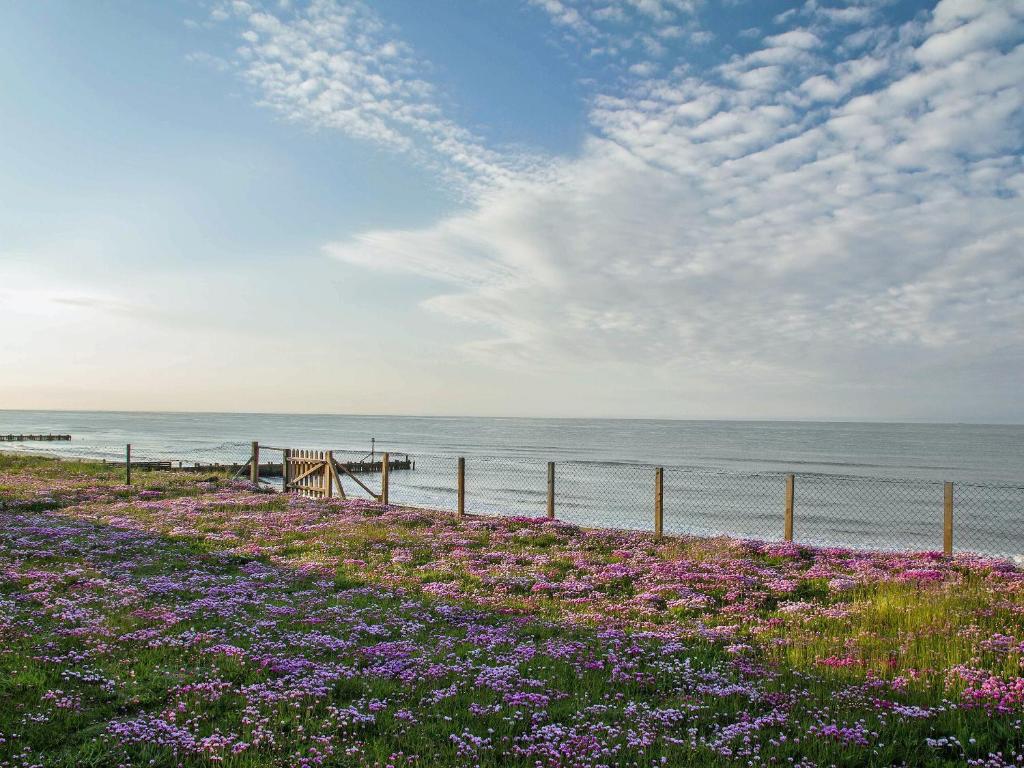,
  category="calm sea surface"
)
[3,410,1023,556]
